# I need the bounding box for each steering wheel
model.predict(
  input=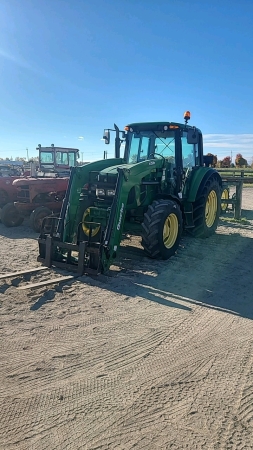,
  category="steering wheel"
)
[149,152,165,163]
